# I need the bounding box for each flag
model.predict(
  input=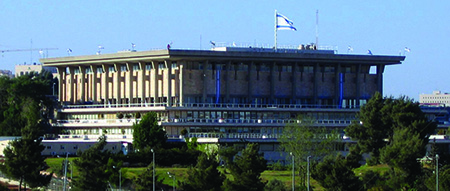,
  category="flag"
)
[276,13,297,31]
[367,50,373,55]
